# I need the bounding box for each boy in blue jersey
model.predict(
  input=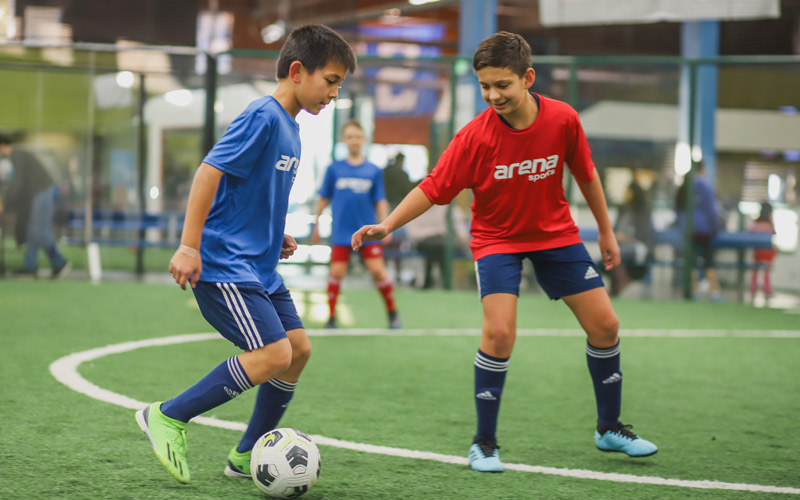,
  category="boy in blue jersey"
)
[134,25,356,485]
[311,120,401,329]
